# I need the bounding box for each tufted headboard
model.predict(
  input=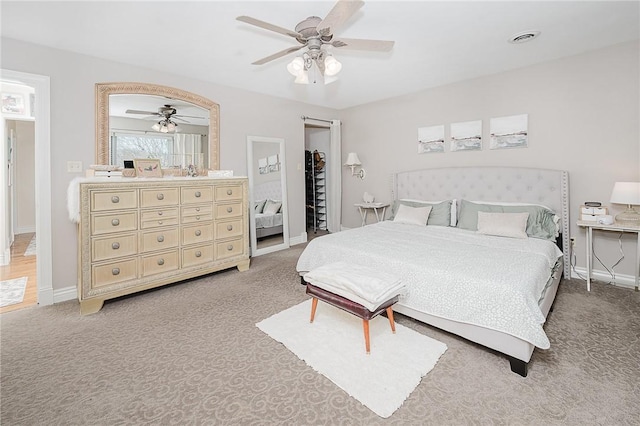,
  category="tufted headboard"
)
[254,180,282,202]
[393,167,570,277]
